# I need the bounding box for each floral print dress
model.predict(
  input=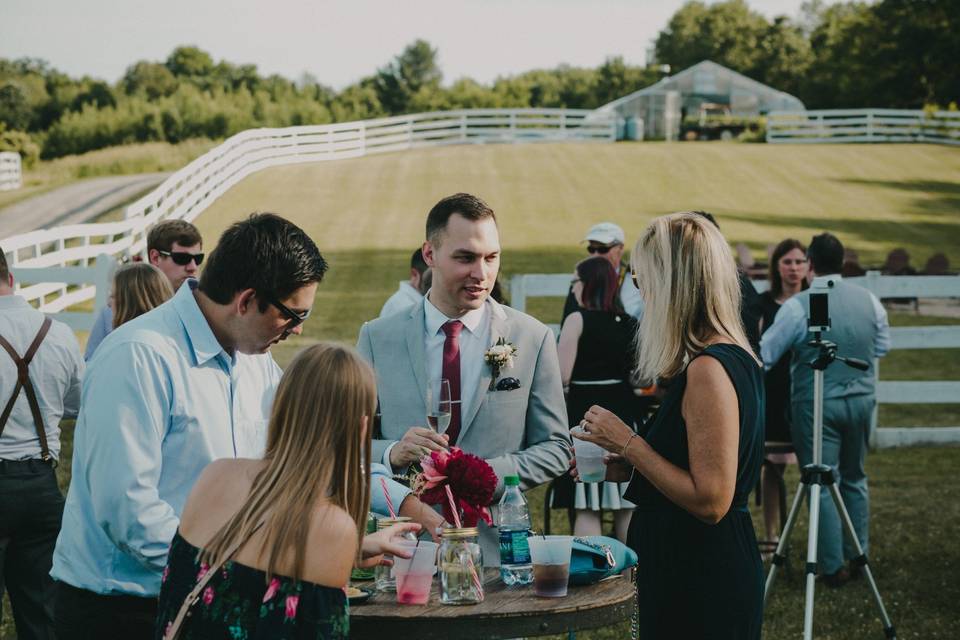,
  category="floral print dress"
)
[155,531,349,640]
